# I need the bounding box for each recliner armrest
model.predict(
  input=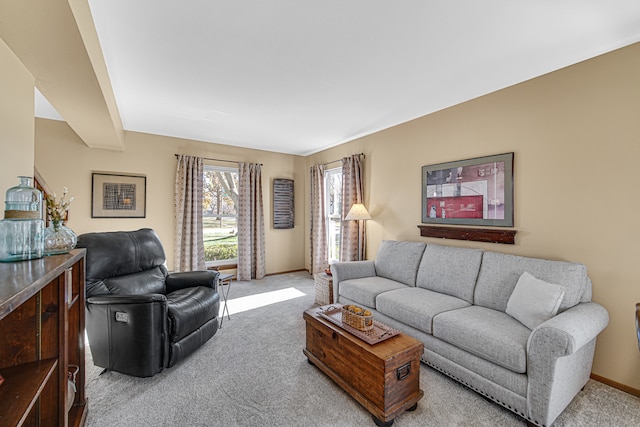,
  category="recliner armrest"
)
[87,293,167,305]
[85,293,169,377]
[165,270,219,293]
